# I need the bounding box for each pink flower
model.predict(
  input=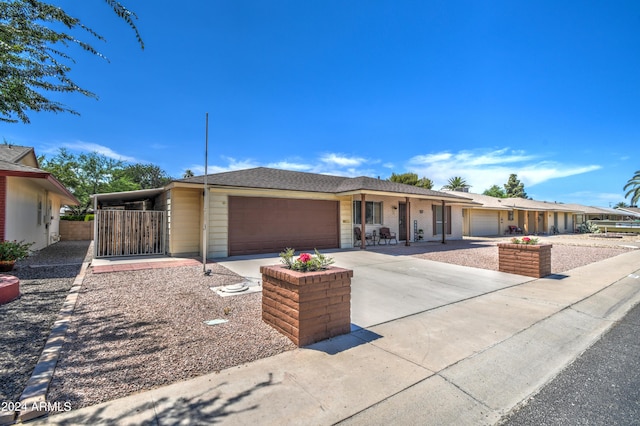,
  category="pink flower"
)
[522,237,530,243]
[298,253,312,263]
